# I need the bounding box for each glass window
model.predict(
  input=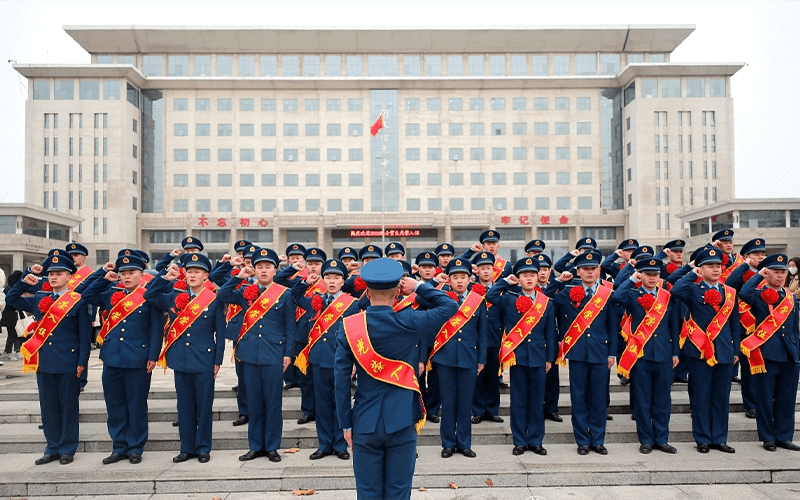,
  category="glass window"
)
[174,199,188,212]
[194,98,210,111]
[173,149,188,161]
[641,78,658,98]
[449,173,463,185]
[470,98,484,110]
[283,98,298,111]
[218,149,232,161]
[348,173,363,186]
[510,55,528,76]
[239,199,254,212]
[512,97,526,110]
[168,56,189,76]
[470,148,485,160]
[349,123,362,136]
[217,173,232,187]
[427,148,442,161]
[491,123,505,135]
[306,124,320,136]
[101,80,120,100]
[428,198,442,211]
[403,55,419,76]
[470,123,484,135]
[449,198,464,211]
[427,123,441,136]
[349,199,363,212]
[513,172,527,185]
[427,173,442,186]
[406,148,420,161]
[577,197,592,209]
[427,98,441,111]
[448,98,462,111]
[346,56,362,76]
[534,122,548,135]
[535,197,549,209]
[33,80,50,100]
[240,149,254,161]
[556,197,571,209]
[425,55,441,76]
[448,123,463,135]
[194,55,211,76]
[217,98,232,110]
[471,173,485,185]
[577,147,592,159]
[493,198,507,210]
[740,210,786,228]
[306,148,320,161]
[261,149,276,161]
[513,122,527,135]
[54,79,74,100]
[327,123,341,136]
[534,97,548,110]
[406,173,420,186]
[513,197,528,210]
[628,54,644,63]
[326,174,340,186]
[321,55,341,77]
[326,98,341,111]
[662,78,681,98]
[555,97,569,110]
[305,199,320,212]
[554,55,570,75]
[239,98,254,111]
[281,55,299,76]
[532,55,547,75]
[196,199,211,211]
[577,172,592,185]
[649,54,666,62]
[491,98,505,110]
[405,98,419,110]
[78,80,99,100]
[348,98,362,111]
[535,147,549,160]
[260,174,276,187]
[577,122,591,134]
[261,123,276,136]
[240,123,254,136]
[283,199,299,212]
[710,78,726,98]
[447,55,463,76]
[303,55,320,76]
[687,78,705,98]
[448,148,463,161]
[576,97,591,110]
[601,54,620,75]
[406,123,420,136]
[216,55,233,76]
[142,55,163,76]
[492,172,506,185]
[556,172,570,185]
[218,123,233,136]
[492,148,506,160]
[470,197,484,210]
[555,122,569,135]
[534,172,549,185]
[576,54,596,75]
[196,149,211,161]
[174,123,188,136]
[173,98,188,111]
[260,56,277,76]
[327,148,342,161]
